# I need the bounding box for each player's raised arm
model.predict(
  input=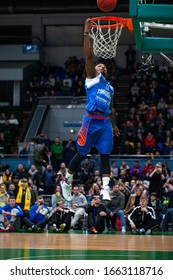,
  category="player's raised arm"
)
[83,18,97,79]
